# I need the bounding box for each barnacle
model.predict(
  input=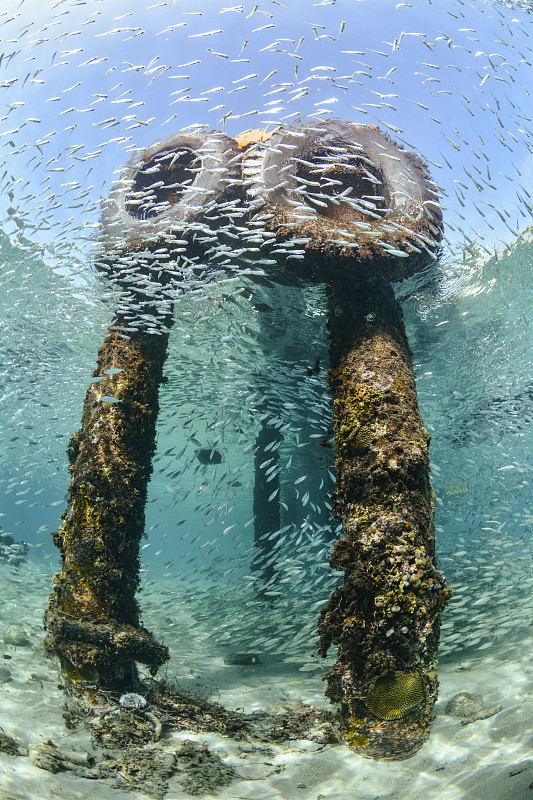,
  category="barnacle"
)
[366,671,425,720]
